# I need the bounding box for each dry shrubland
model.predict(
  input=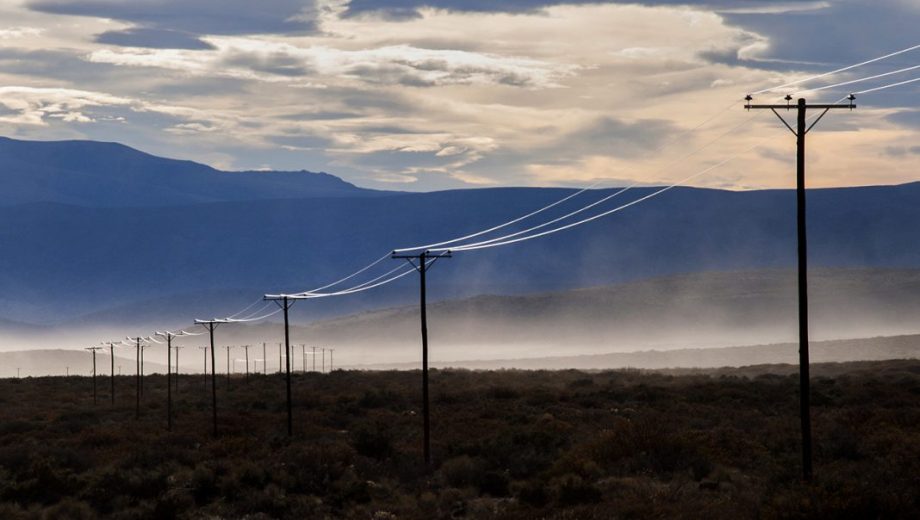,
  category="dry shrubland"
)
[0,361,917,519]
